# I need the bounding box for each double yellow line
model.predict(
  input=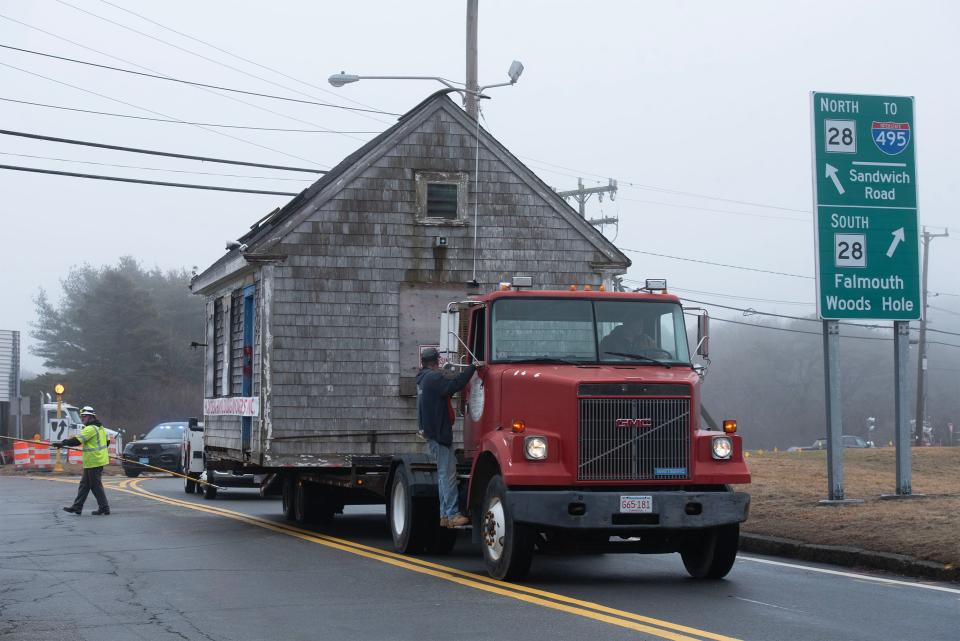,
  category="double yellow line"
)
[29,475,742,641]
